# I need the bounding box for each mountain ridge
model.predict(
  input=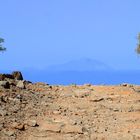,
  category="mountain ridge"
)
[46,58,112,71]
